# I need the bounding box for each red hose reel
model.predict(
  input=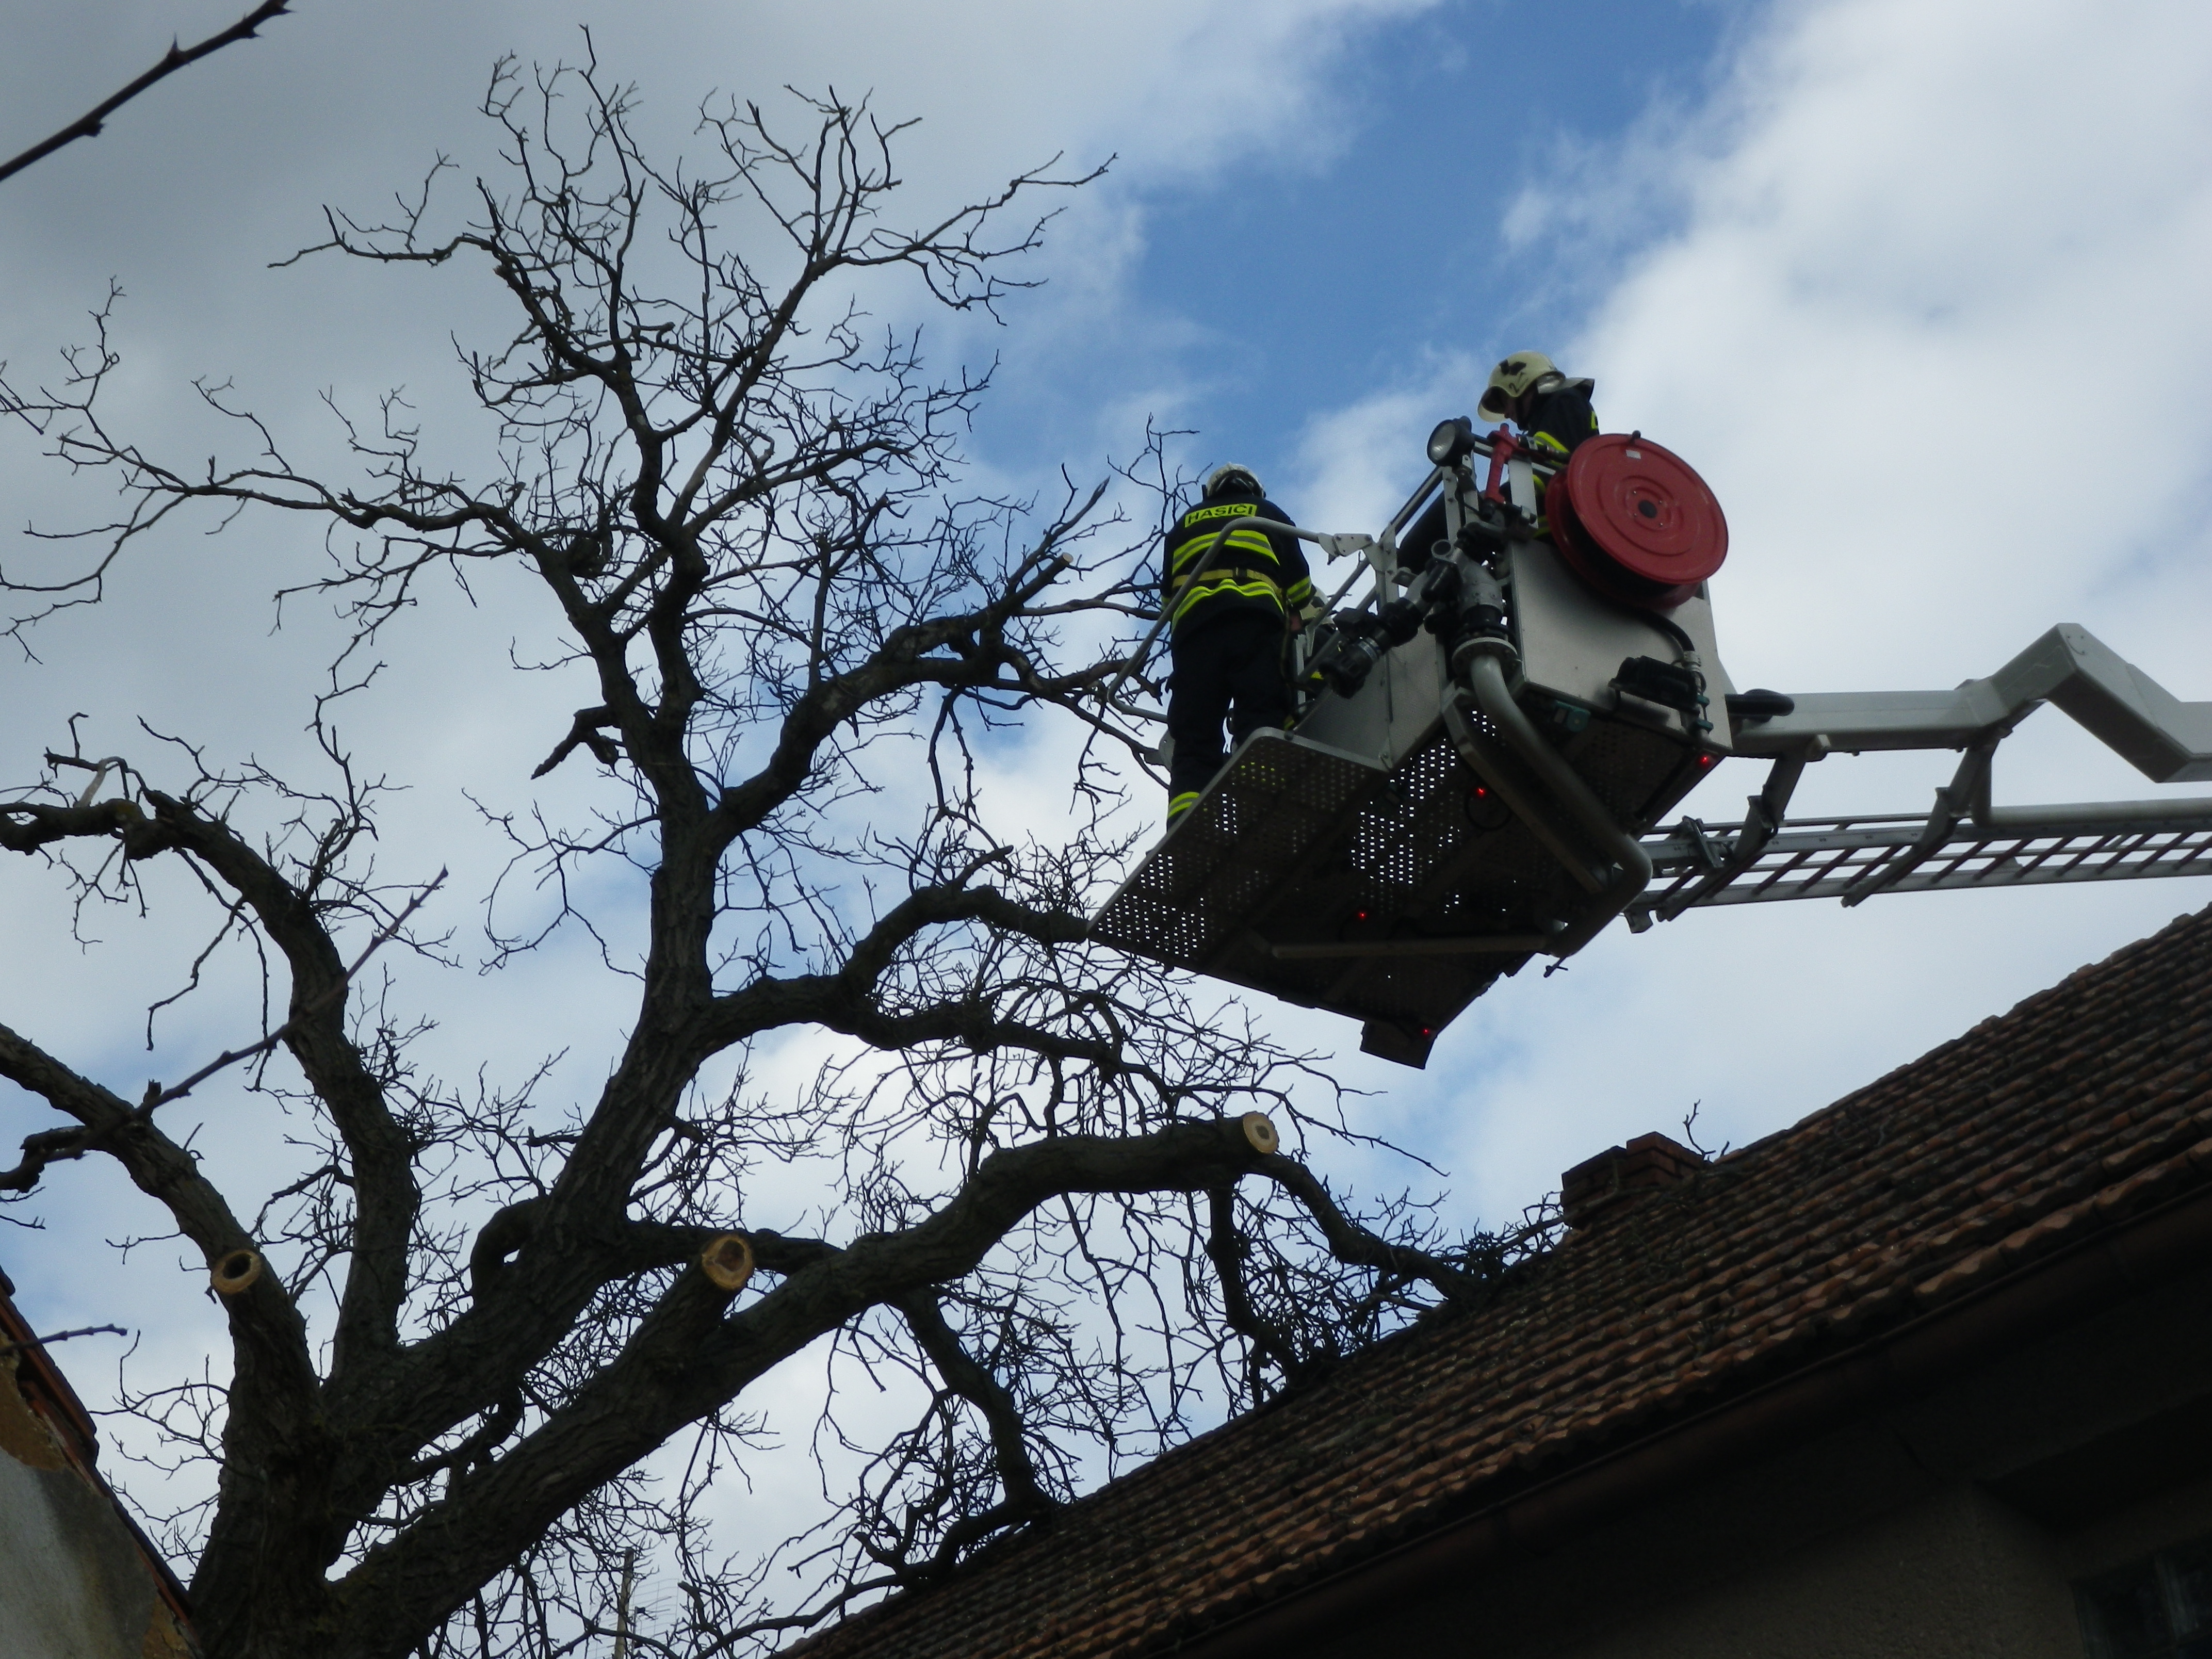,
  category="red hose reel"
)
[1543,433,1728,610]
